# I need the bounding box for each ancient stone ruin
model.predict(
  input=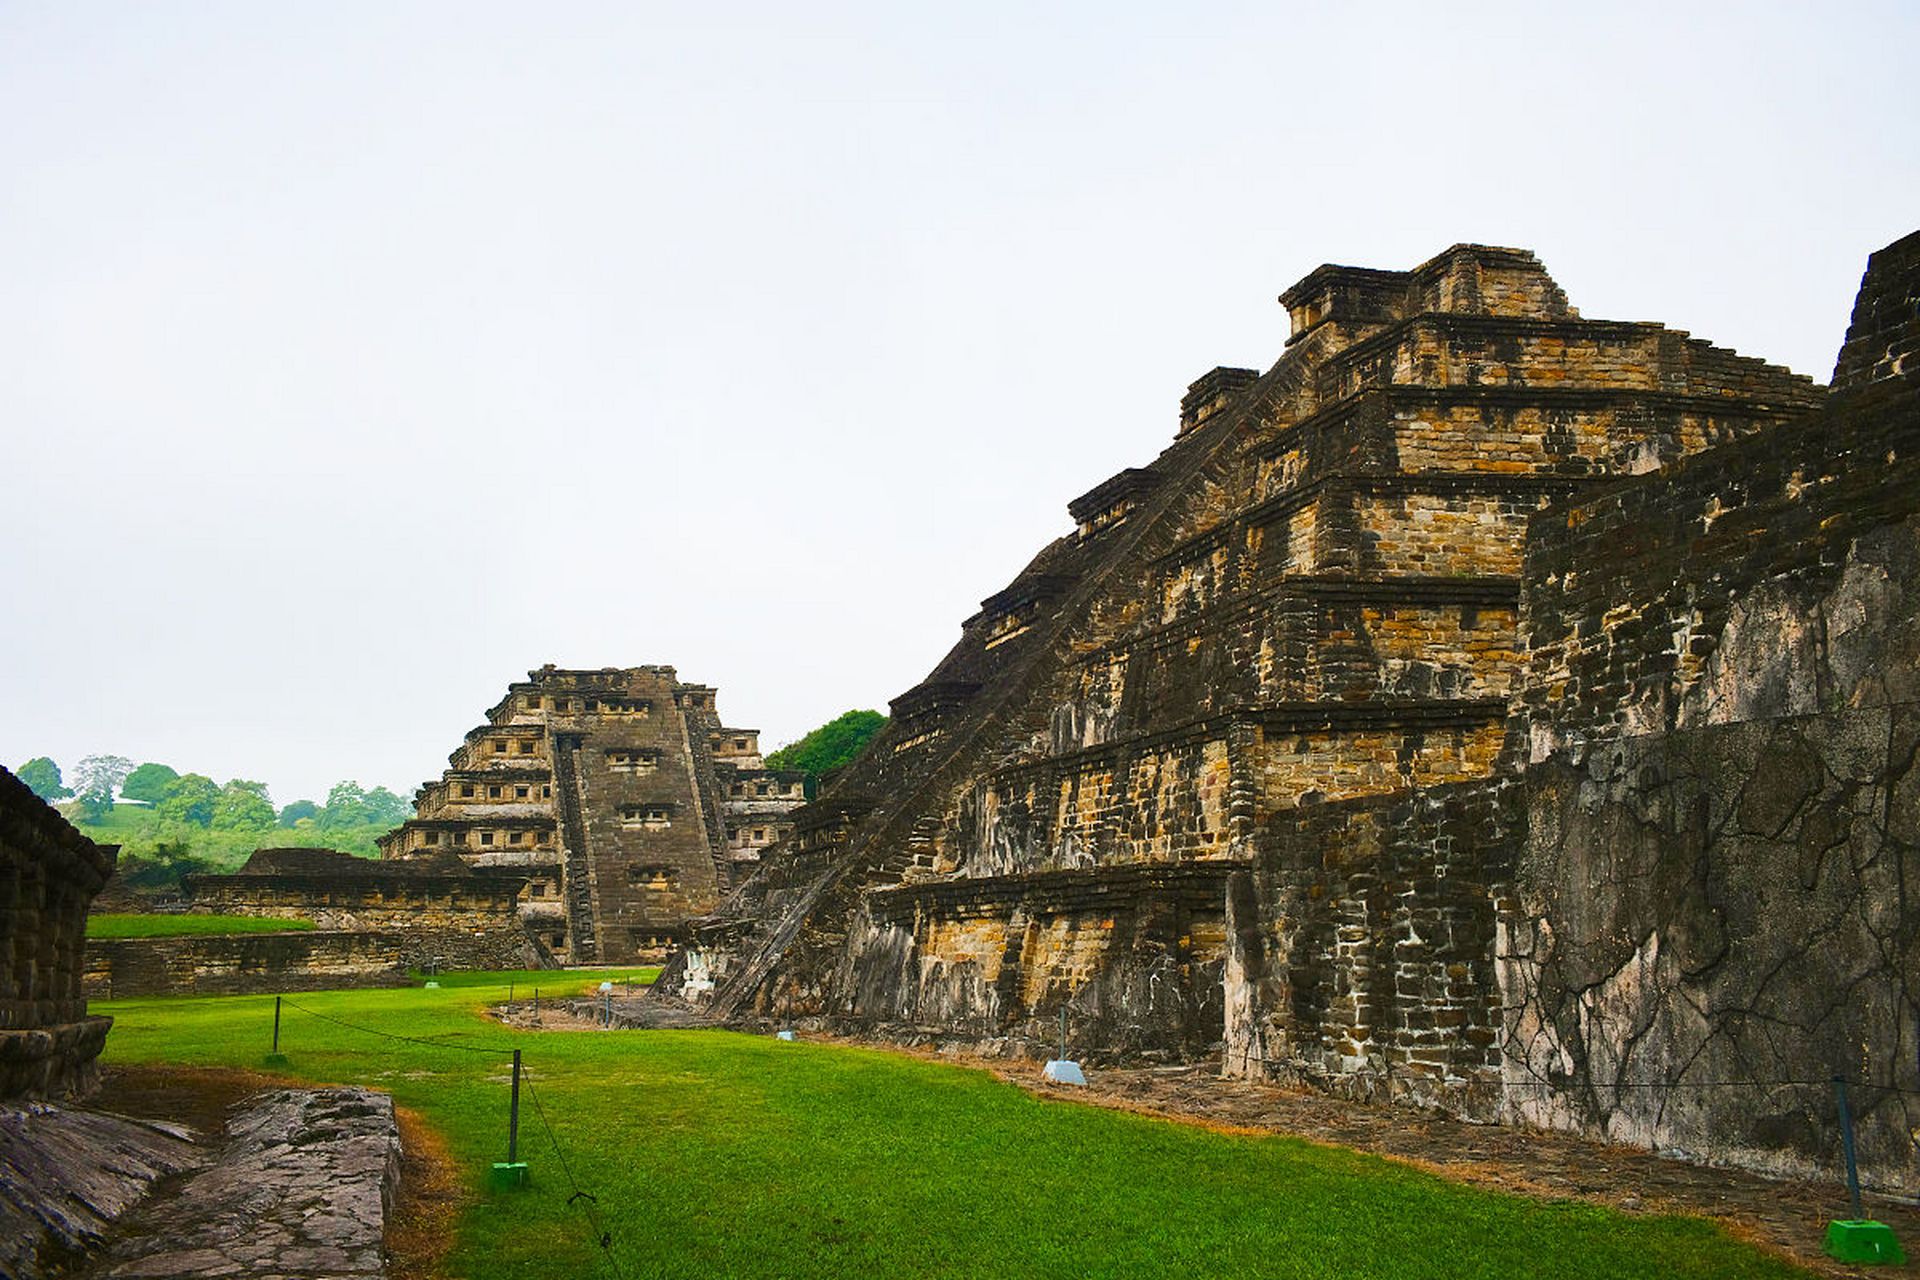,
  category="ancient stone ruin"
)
[0,764,117,1098]
[84,846,546,998]
[380,664,805,963]
[669,232,1920,1188]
